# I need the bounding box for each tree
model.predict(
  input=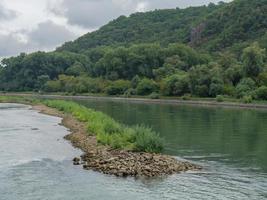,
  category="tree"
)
[236,78,256,98]
[137,79,158,95]
[105,80,131,95]
[255,86,267,100]
[242,42,265,78]
[36,75,50,90]
[66,62,86,76]
[162,73,190,96]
